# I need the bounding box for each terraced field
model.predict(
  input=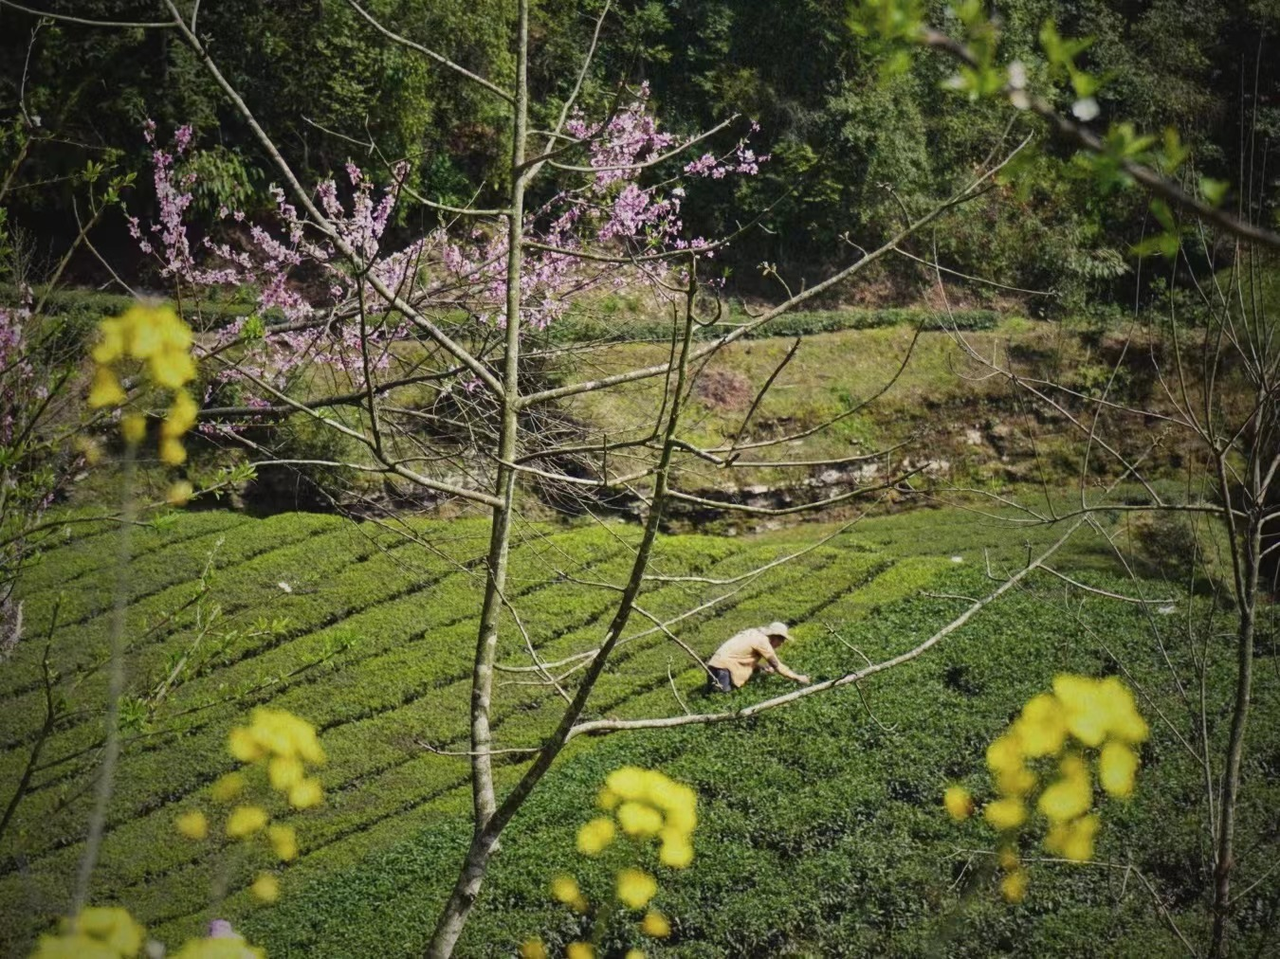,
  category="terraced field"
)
[3,507,1277,957]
